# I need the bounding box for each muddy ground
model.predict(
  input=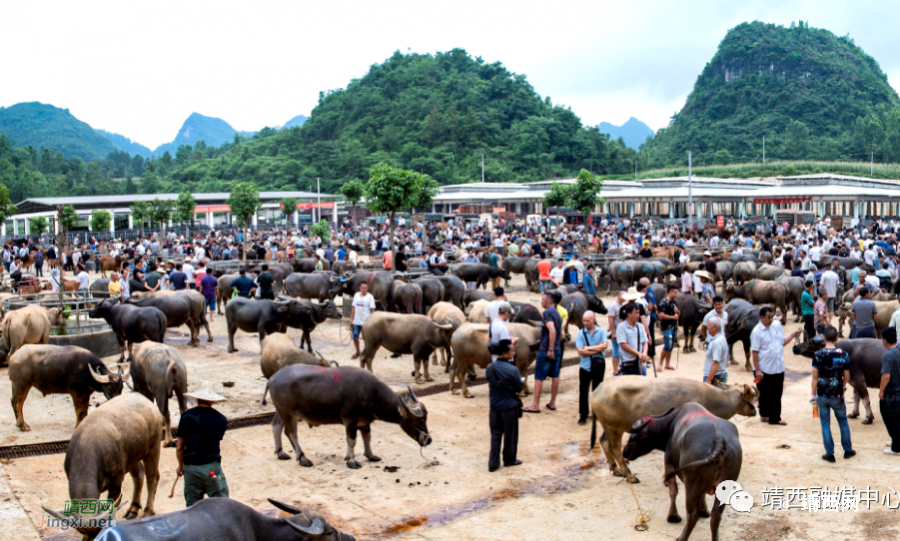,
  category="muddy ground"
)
[1,268,899,540]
